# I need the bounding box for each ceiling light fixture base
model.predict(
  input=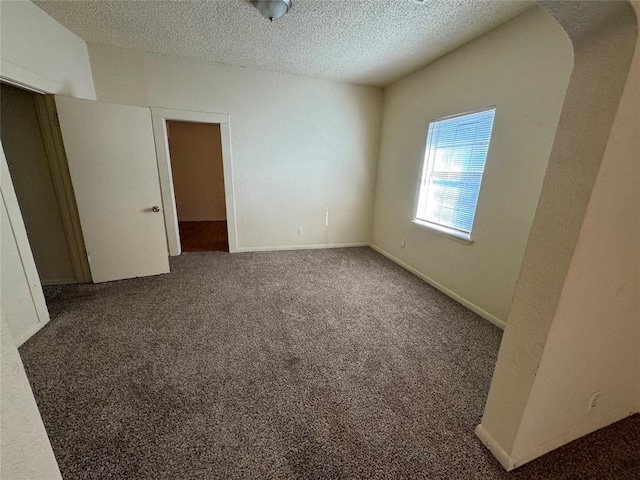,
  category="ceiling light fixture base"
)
[252,0,292,22]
